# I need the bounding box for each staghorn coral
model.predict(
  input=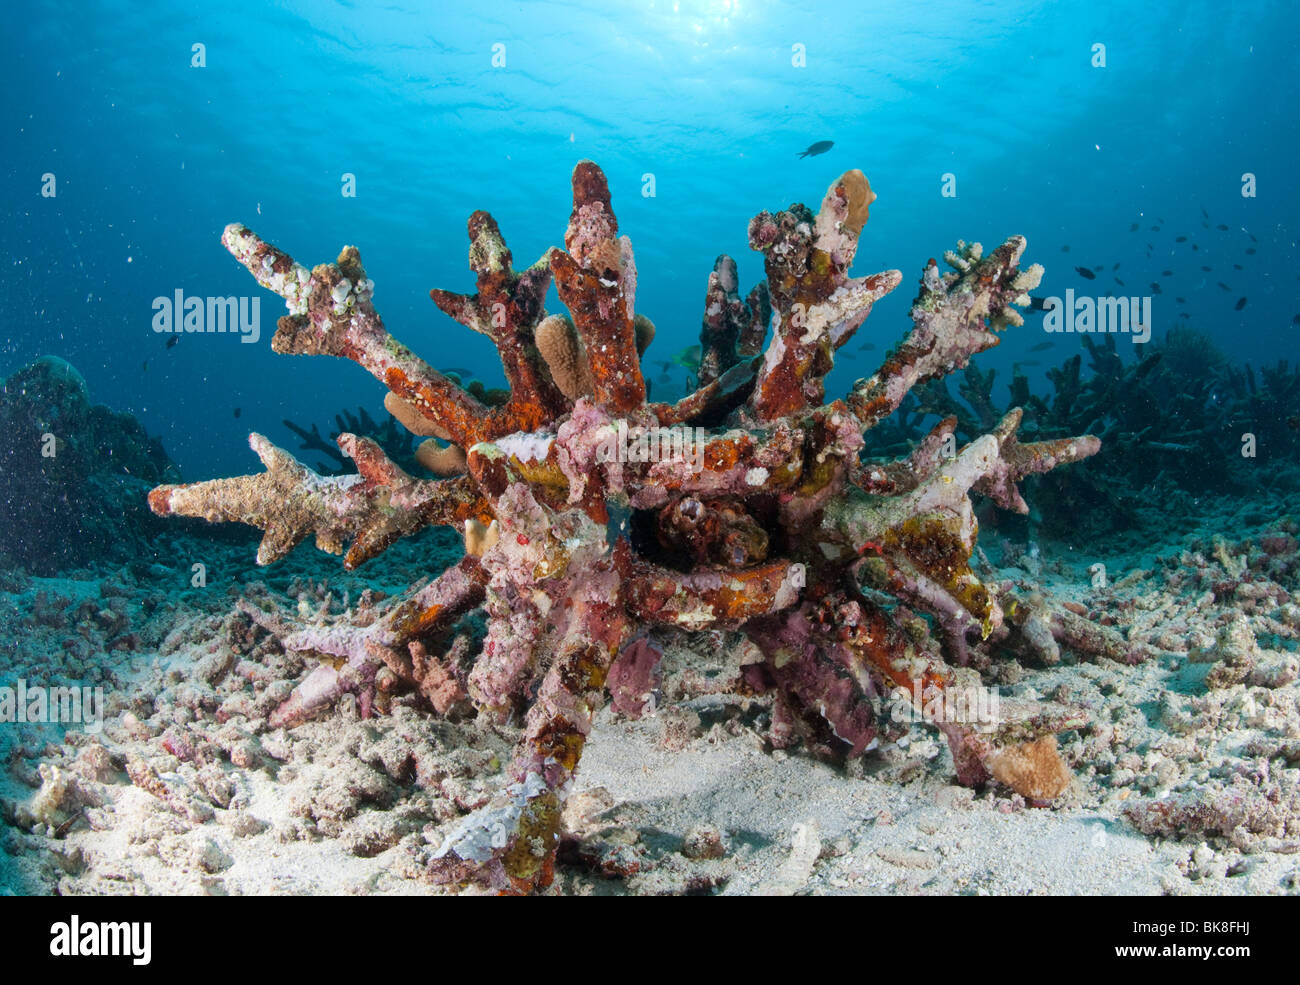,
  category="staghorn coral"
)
[149,161,1106,892]
[283,404,417,475]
